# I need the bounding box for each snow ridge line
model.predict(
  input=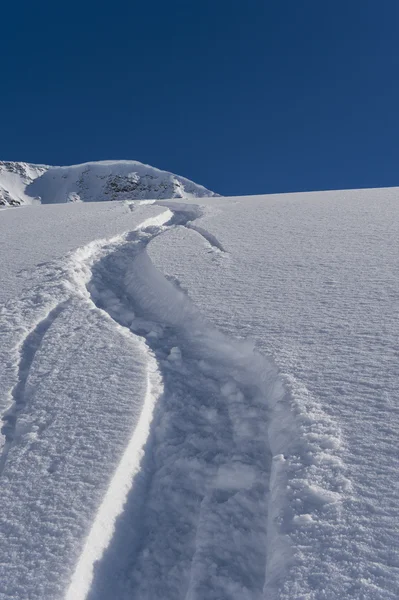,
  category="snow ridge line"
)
[0,300,69,475]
